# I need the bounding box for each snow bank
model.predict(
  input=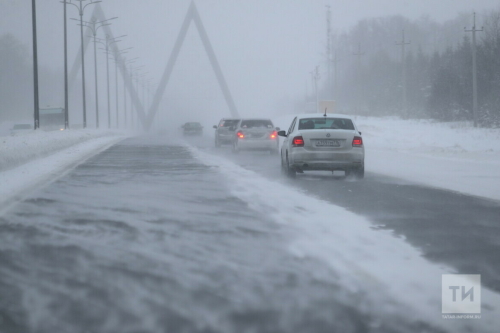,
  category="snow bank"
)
[0,129,125,172]
[0,129,128,211]
[356,117,500,154]
[190,145,500,333]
